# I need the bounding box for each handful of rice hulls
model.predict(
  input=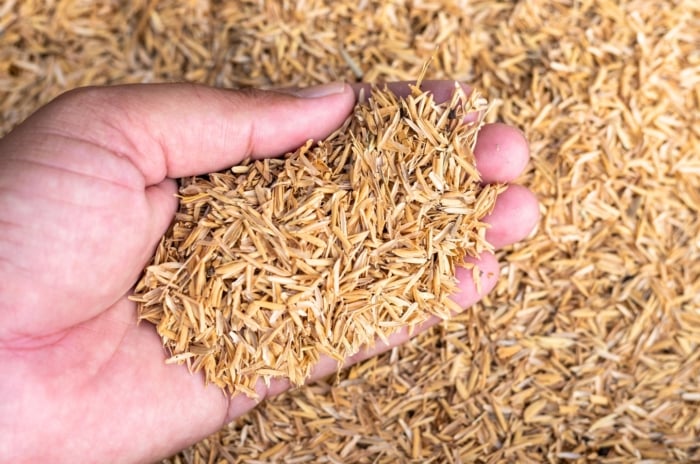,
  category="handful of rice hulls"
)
[131,82,503,397]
